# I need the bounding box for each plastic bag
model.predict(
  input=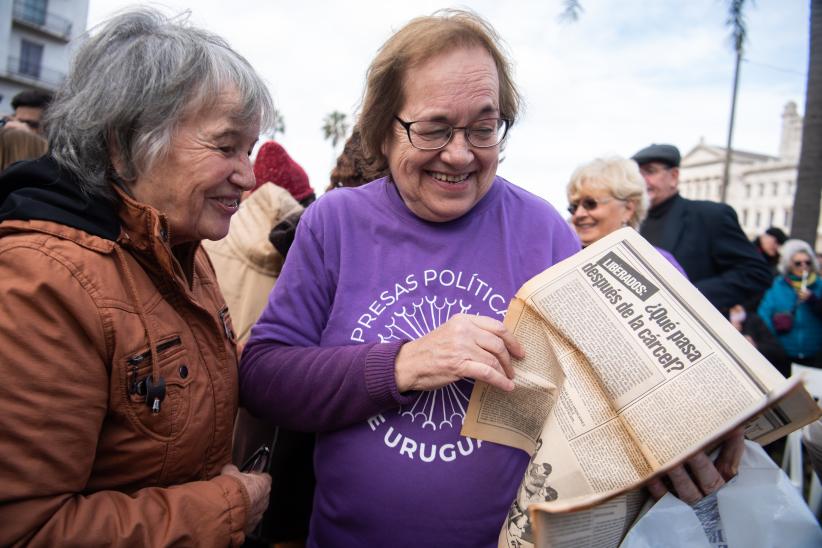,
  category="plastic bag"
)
[620,440,822,548]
